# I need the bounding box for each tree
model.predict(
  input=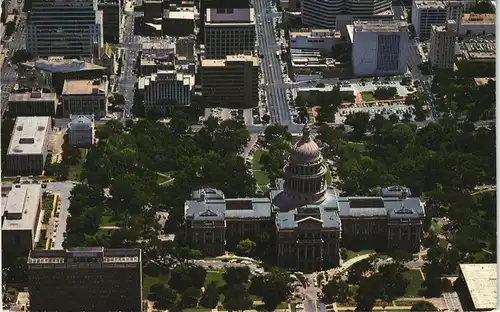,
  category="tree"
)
[181,286,201,308]
[148,284,177,309]
[347,259,372,283]
[200,282,220,309]
[345,112,371,139]
[169,265,207,292]
[249,268,293,311]
[236,239,256,256]
[322,277,349,303]
[223,266,251,286]
[410,301,438,311]
[222,284,253,312]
